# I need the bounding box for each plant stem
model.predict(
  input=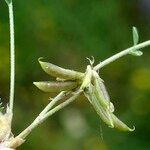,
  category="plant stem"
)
[12,90,82,141]
[39,91,66,116]
[94,40,150,71]
[8,1,15,114]
[42,90,82,121]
